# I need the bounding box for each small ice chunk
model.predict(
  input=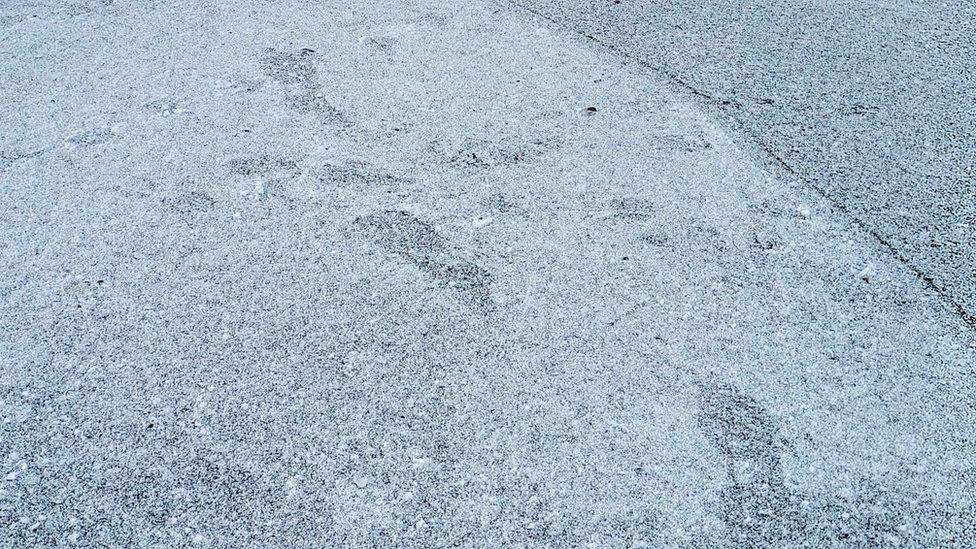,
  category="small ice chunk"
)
[797,205,811,218]
[857,263,876,282]
[353,475,369,489]
[472,216,493,229]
